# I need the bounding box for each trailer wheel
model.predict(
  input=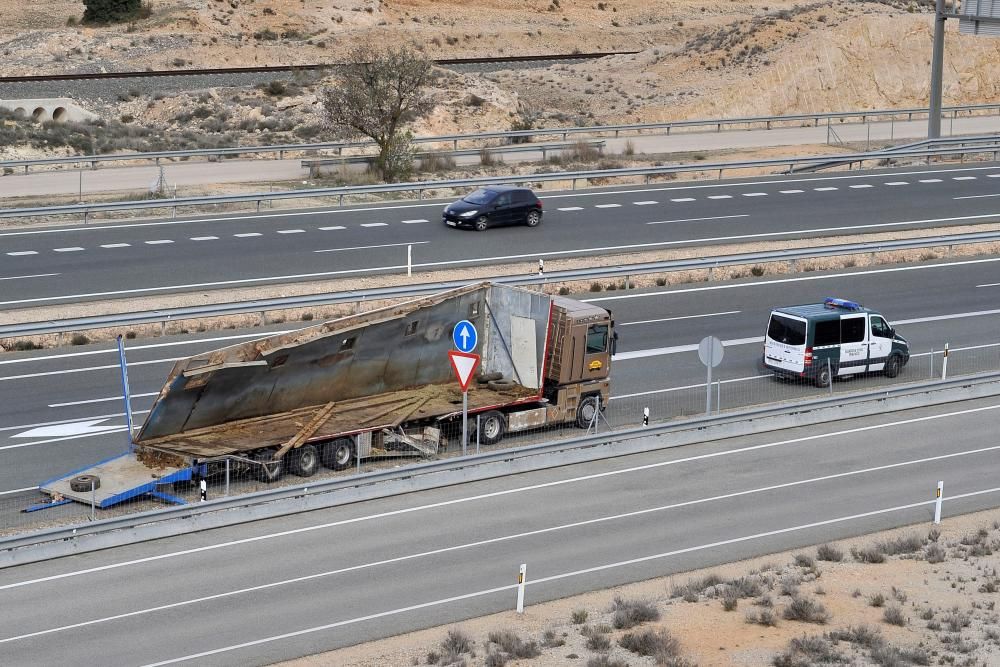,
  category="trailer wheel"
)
[69,475,100,492]
[254,451,285,483]
[478,411,506,445]
[576,395,601,429]
[288,444,320,477]
[323,438,356,471]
